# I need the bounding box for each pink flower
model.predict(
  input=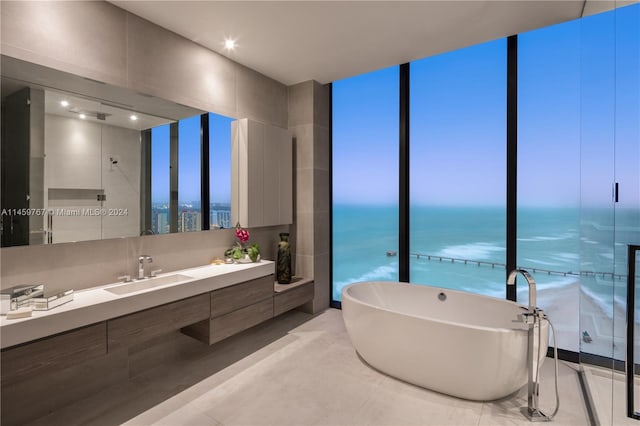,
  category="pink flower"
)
[235,226,250,244]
